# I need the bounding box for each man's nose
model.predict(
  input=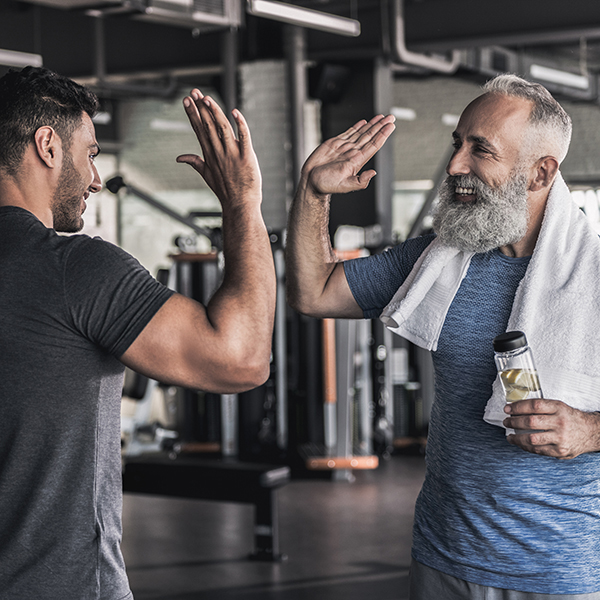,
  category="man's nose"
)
[446,146,471,177]
[90,164,102,193]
